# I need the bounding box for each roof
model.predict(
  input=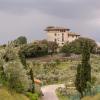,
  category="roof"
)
[68,32,80,36]
[45,26,70,31]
